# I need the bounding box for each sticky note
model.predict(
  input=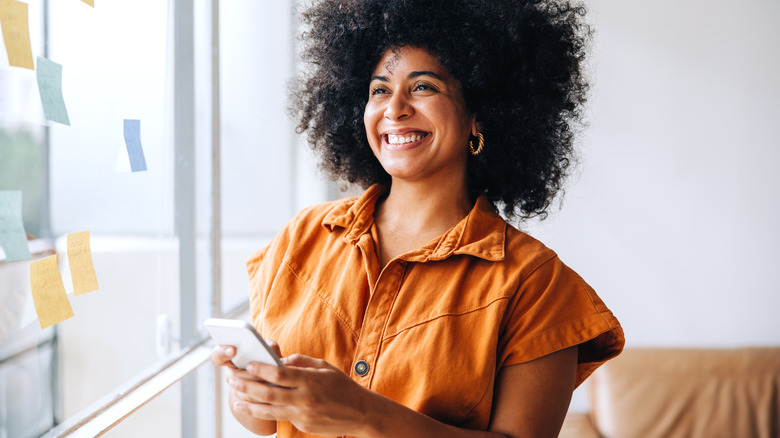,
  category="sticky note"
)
[81,0,94,6]
[123,119,147,172]
[30,255,75,329]
[0,0,35,69]
[36,57,71,126]
[0,190,31,262]
[67,231,99,295]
